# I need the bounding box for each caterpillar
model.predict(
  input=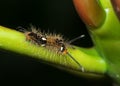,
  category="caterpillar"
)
[18,26,85,72]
